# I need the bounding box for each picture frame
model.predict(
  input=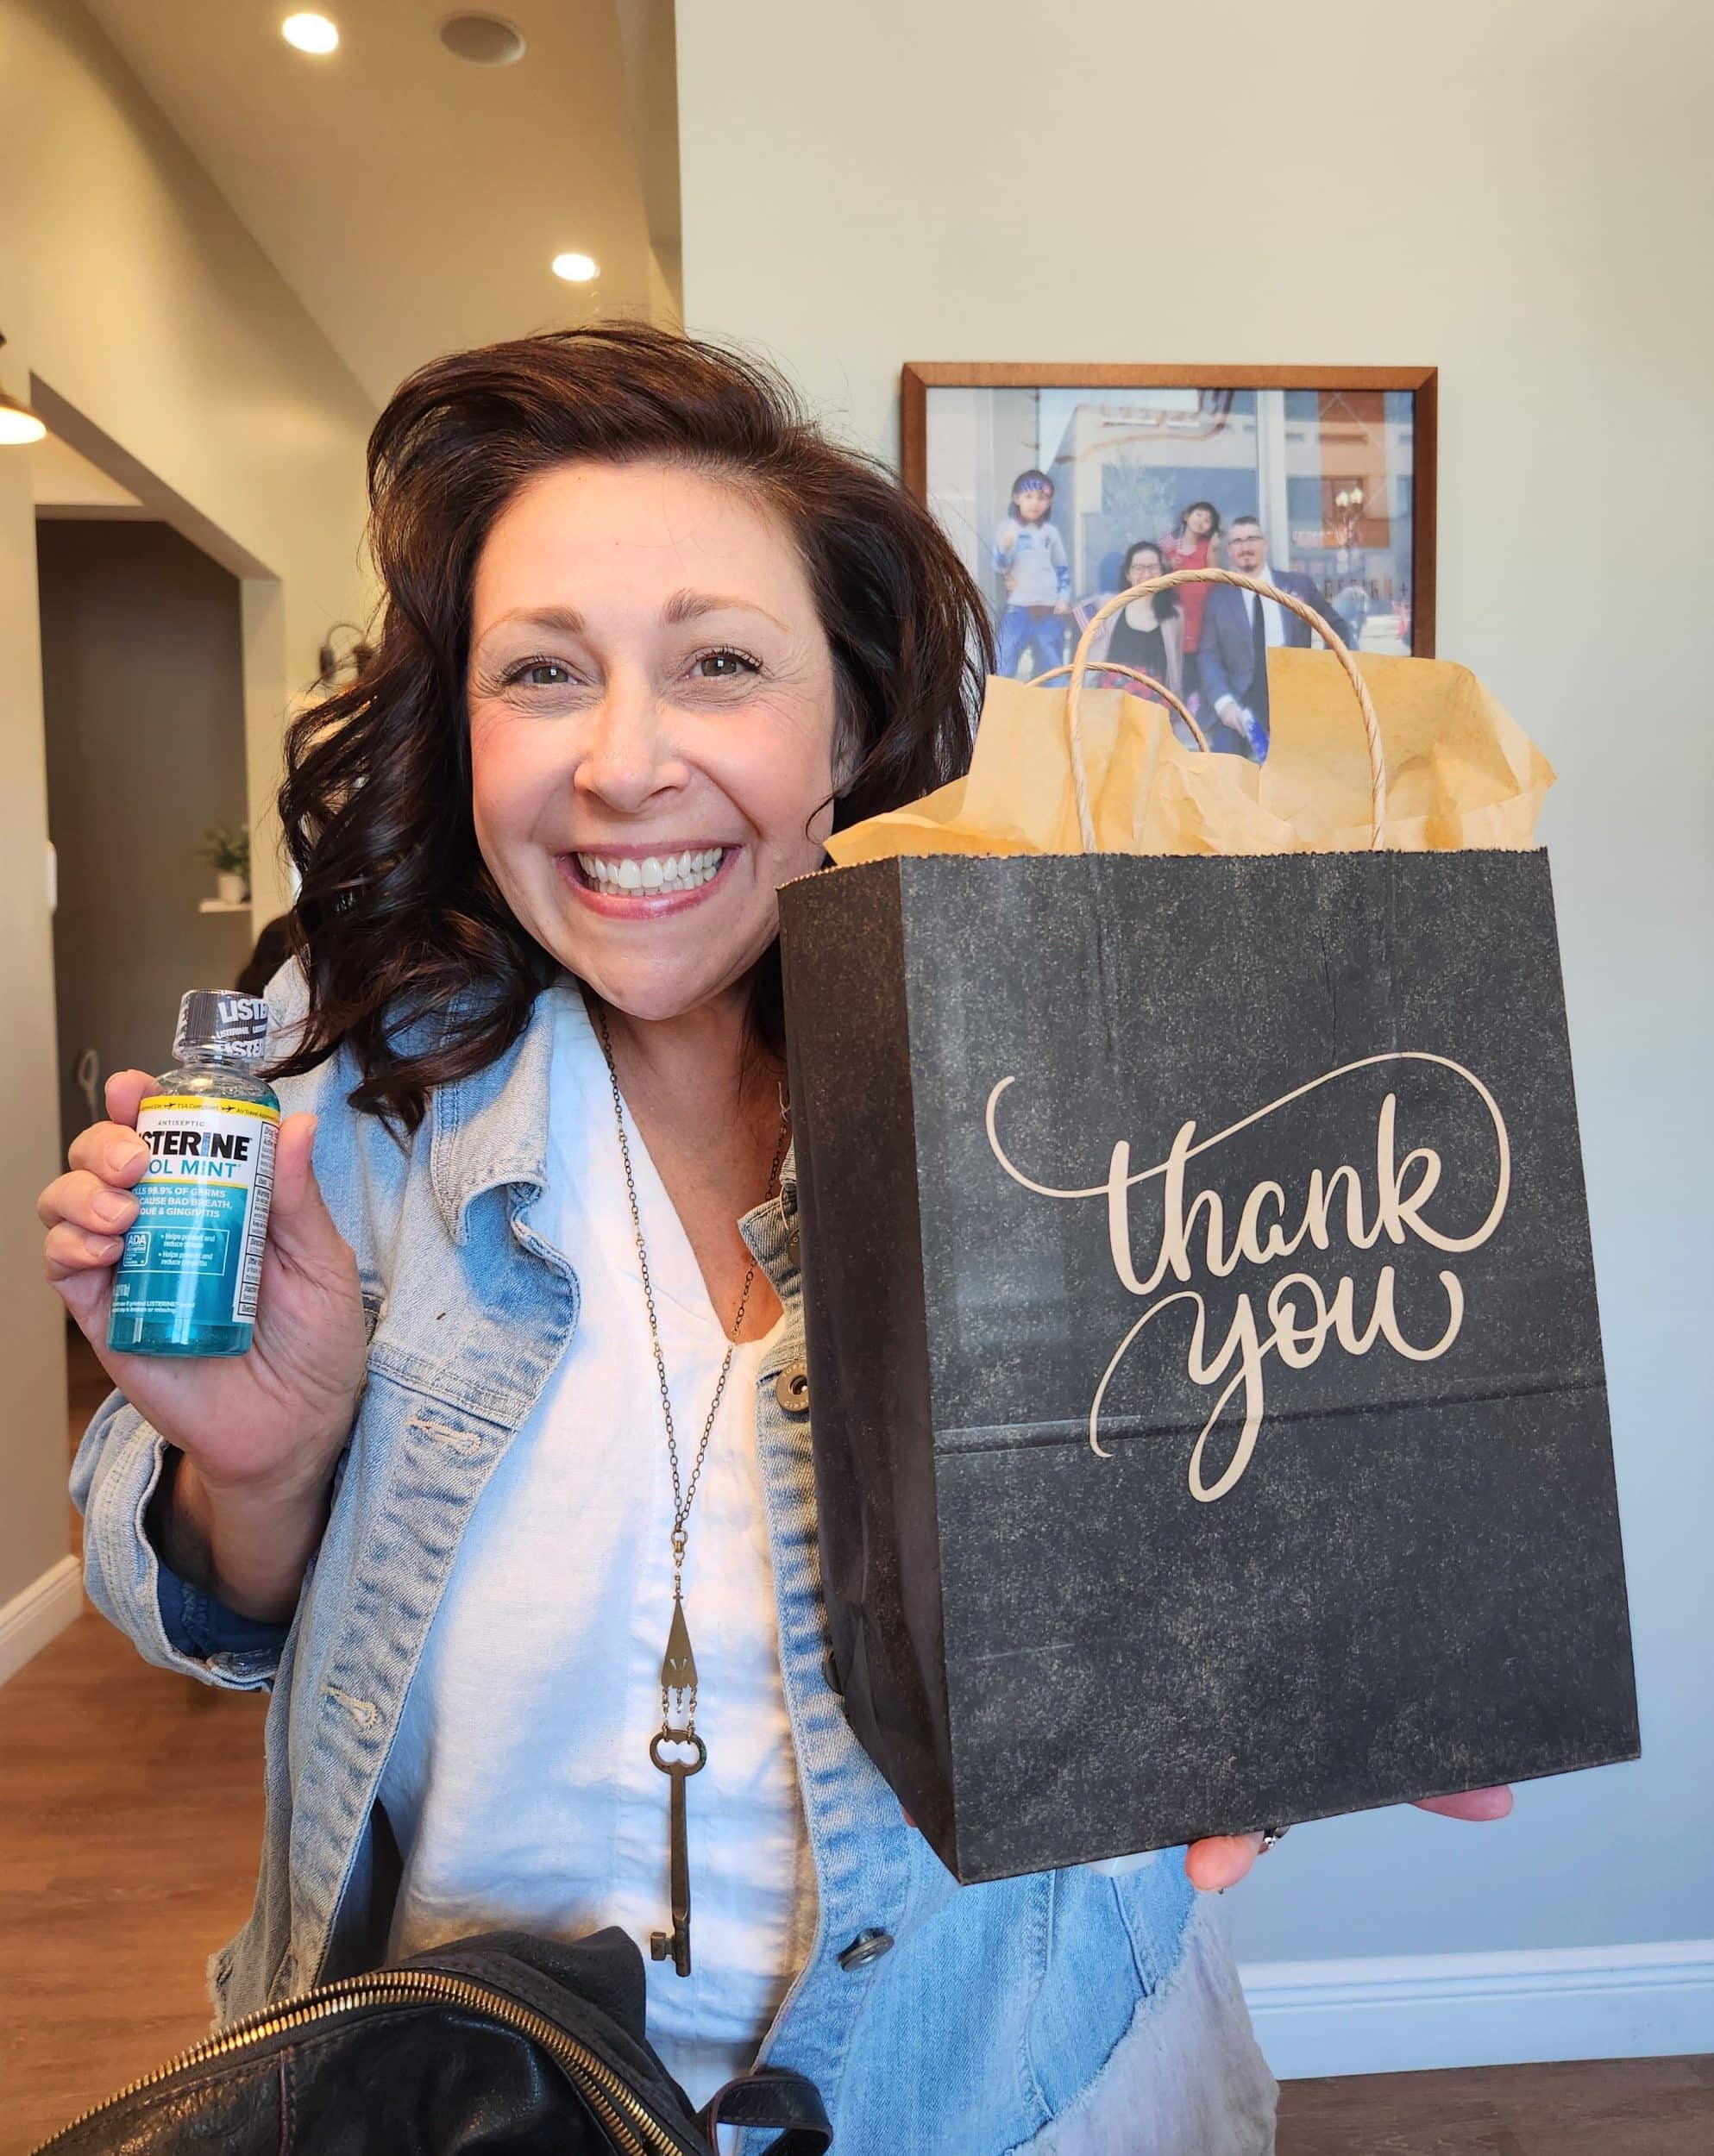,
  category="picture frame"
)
[901,365,1438,684]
